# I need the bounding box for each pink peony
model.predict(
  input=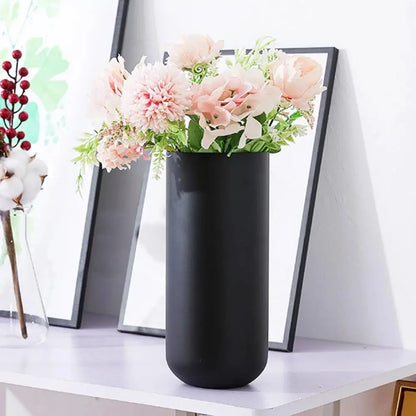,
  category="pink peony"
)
[92,55,129,122]
[269,51,325,110]
[121,61,192,133]
[190,66,281,148]
[168,34,223,69]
